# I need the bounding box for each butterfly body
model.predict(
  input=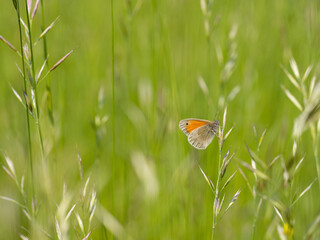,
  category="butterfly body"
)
[179,119,219,149]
